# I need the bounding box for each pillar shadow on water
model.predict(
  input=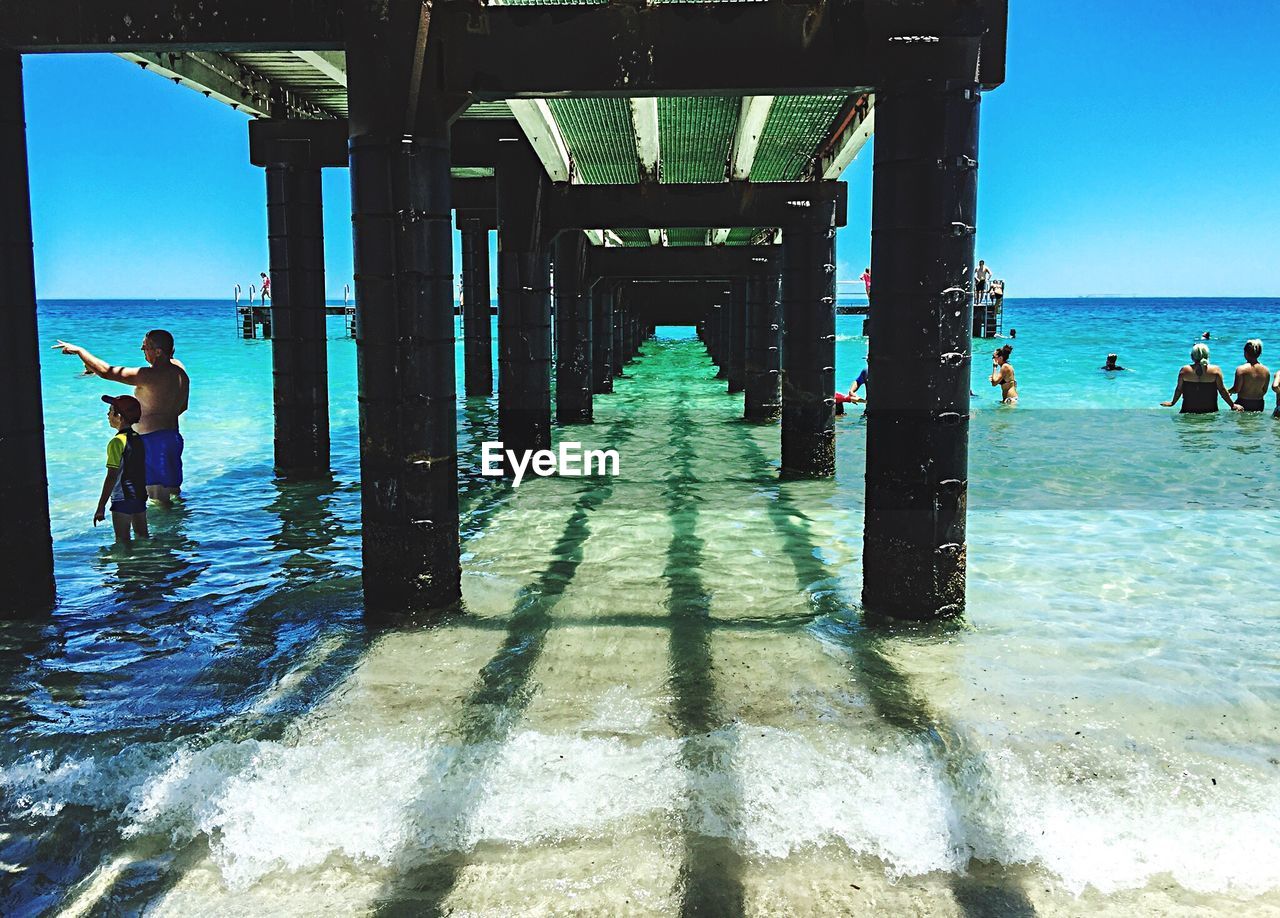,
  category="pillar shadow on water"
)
[733,430,1037,916]
[74,437,533,914]
[370,413,639,916]
[662,398,747,917]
